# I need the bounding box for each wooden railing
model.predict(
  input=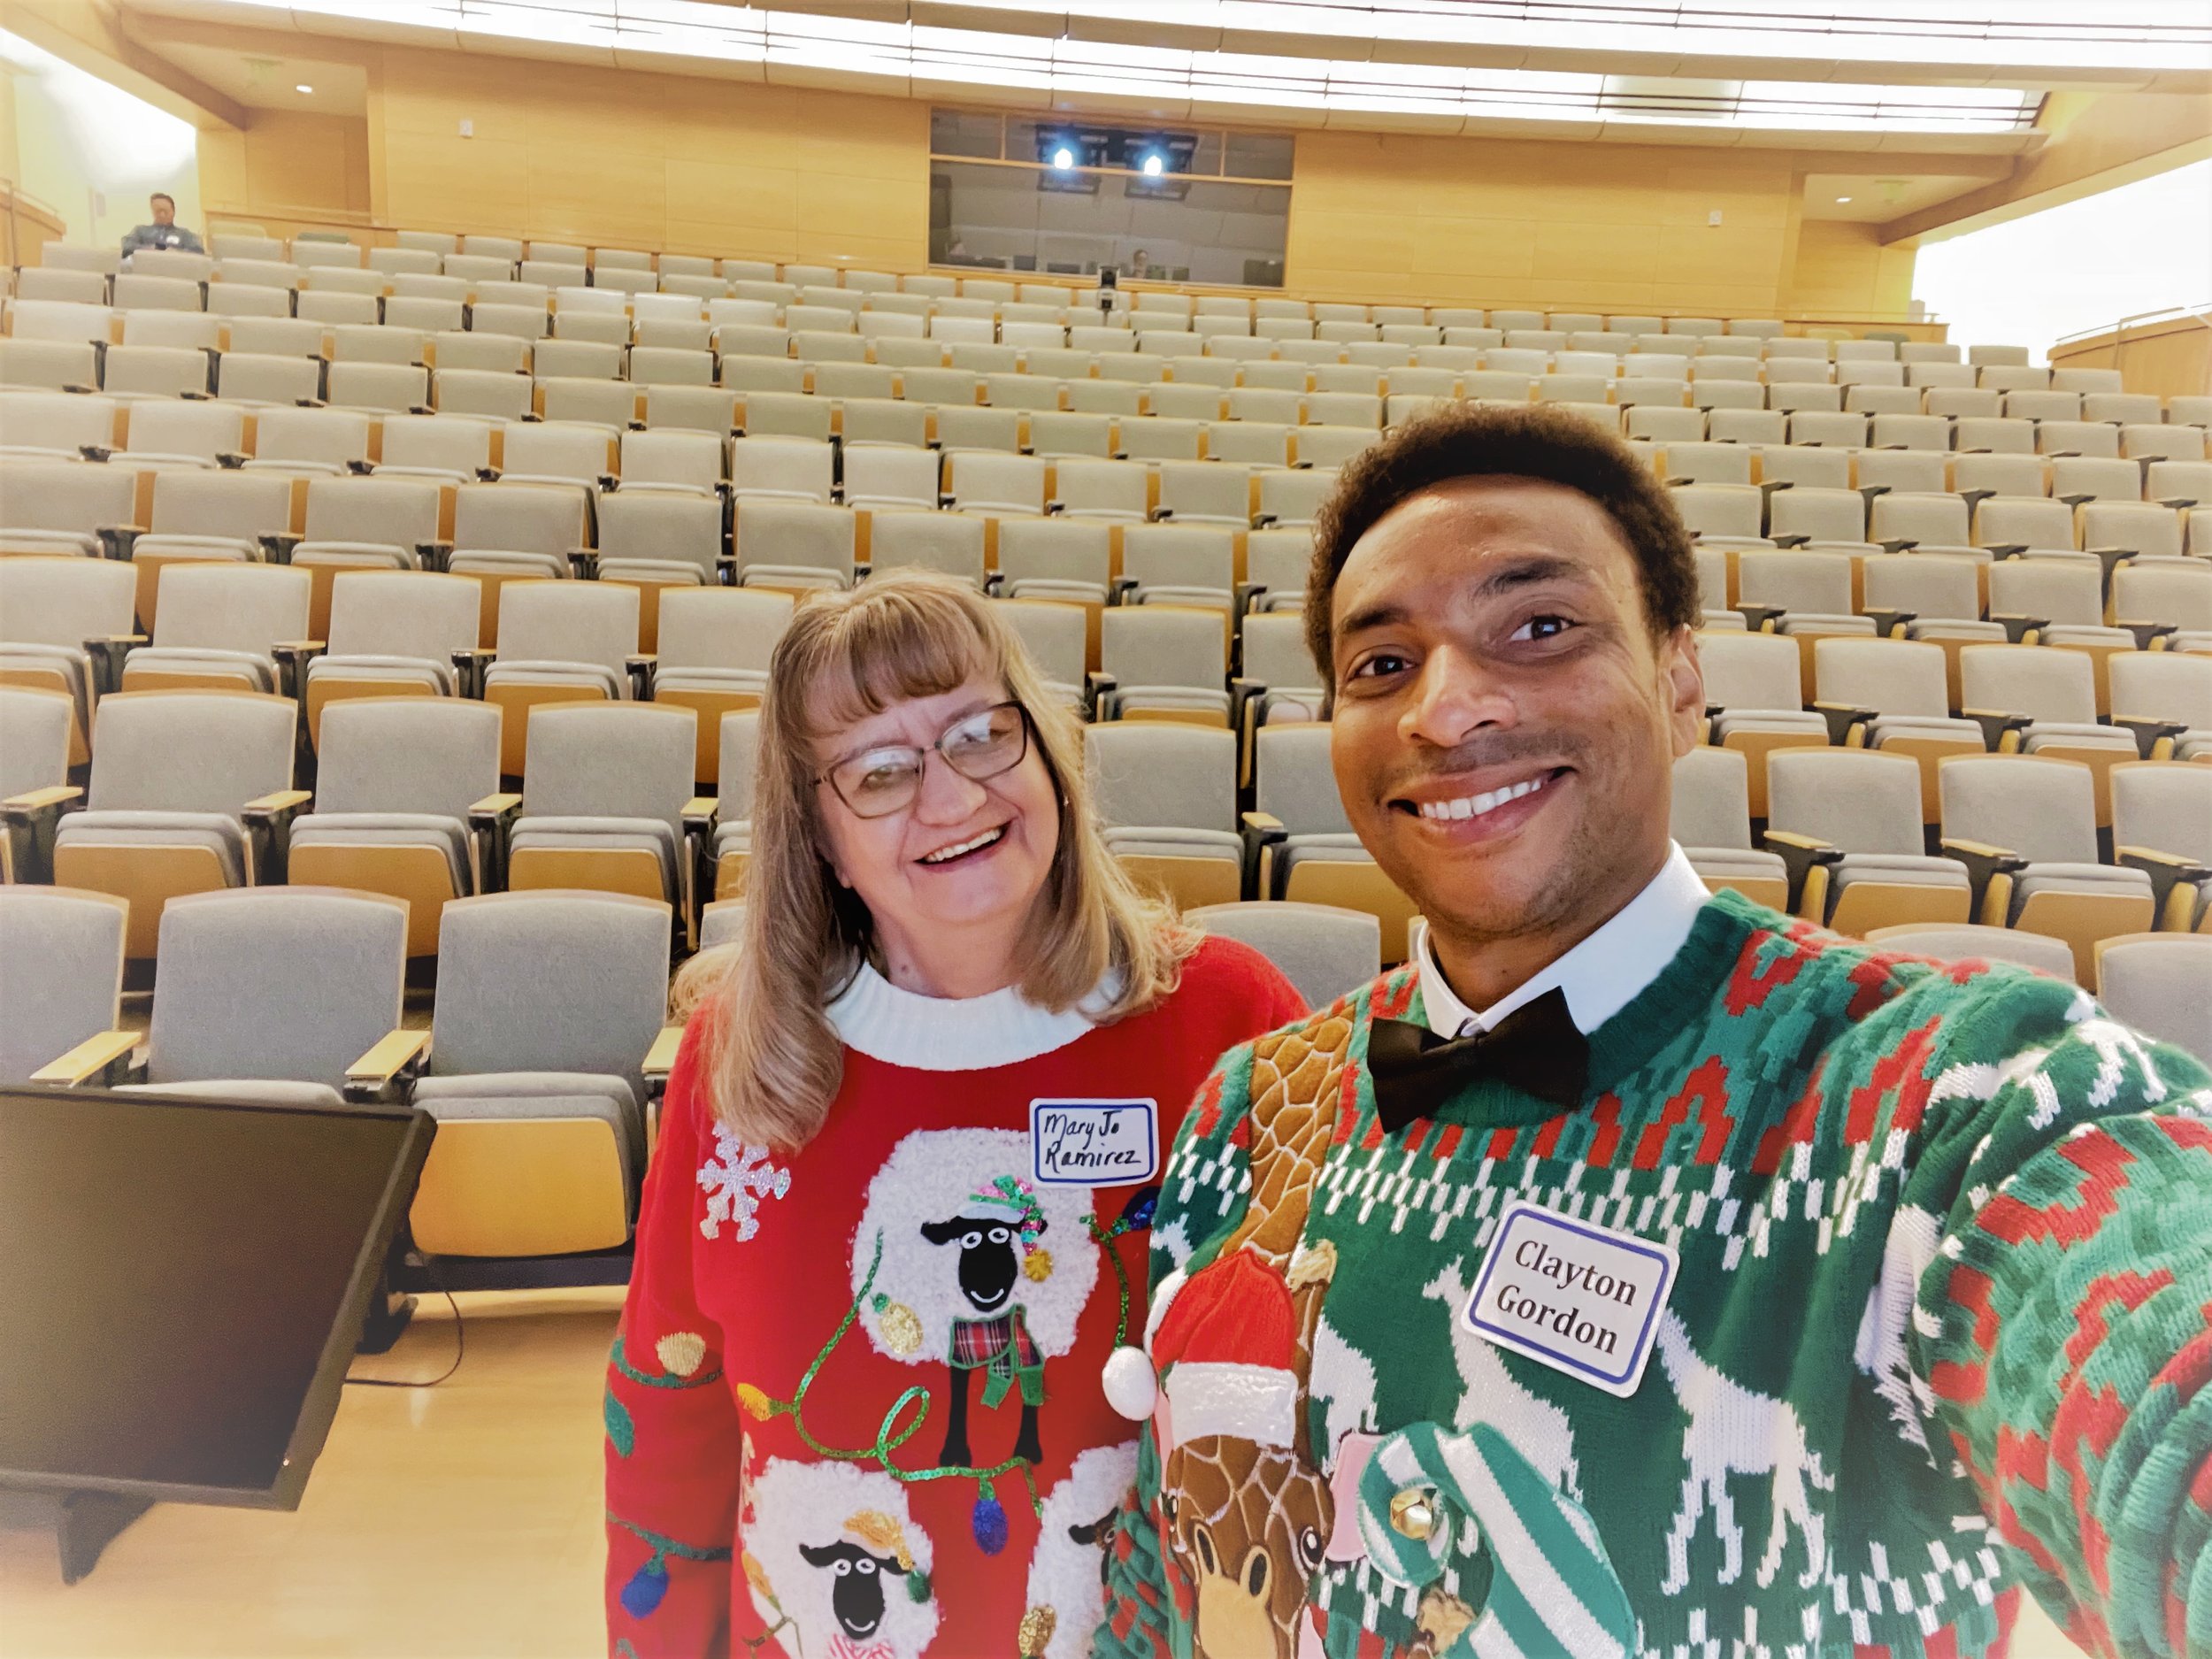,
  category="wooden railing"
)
[2051,303,2212,397]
